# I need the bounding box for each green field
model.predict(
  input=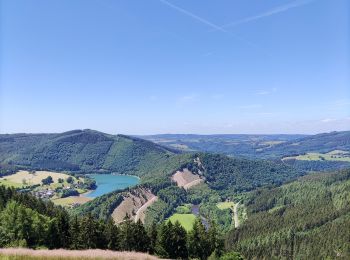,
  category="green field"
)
[168,213,196,231]
[0,179,23,188]
[52,196,91,206]
[0,170,77,188]
[216,201,234,210]
[283,150,350,162]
